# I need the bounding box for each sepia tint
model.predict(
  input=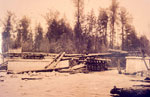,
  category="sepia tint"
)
[0,0,150,97]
